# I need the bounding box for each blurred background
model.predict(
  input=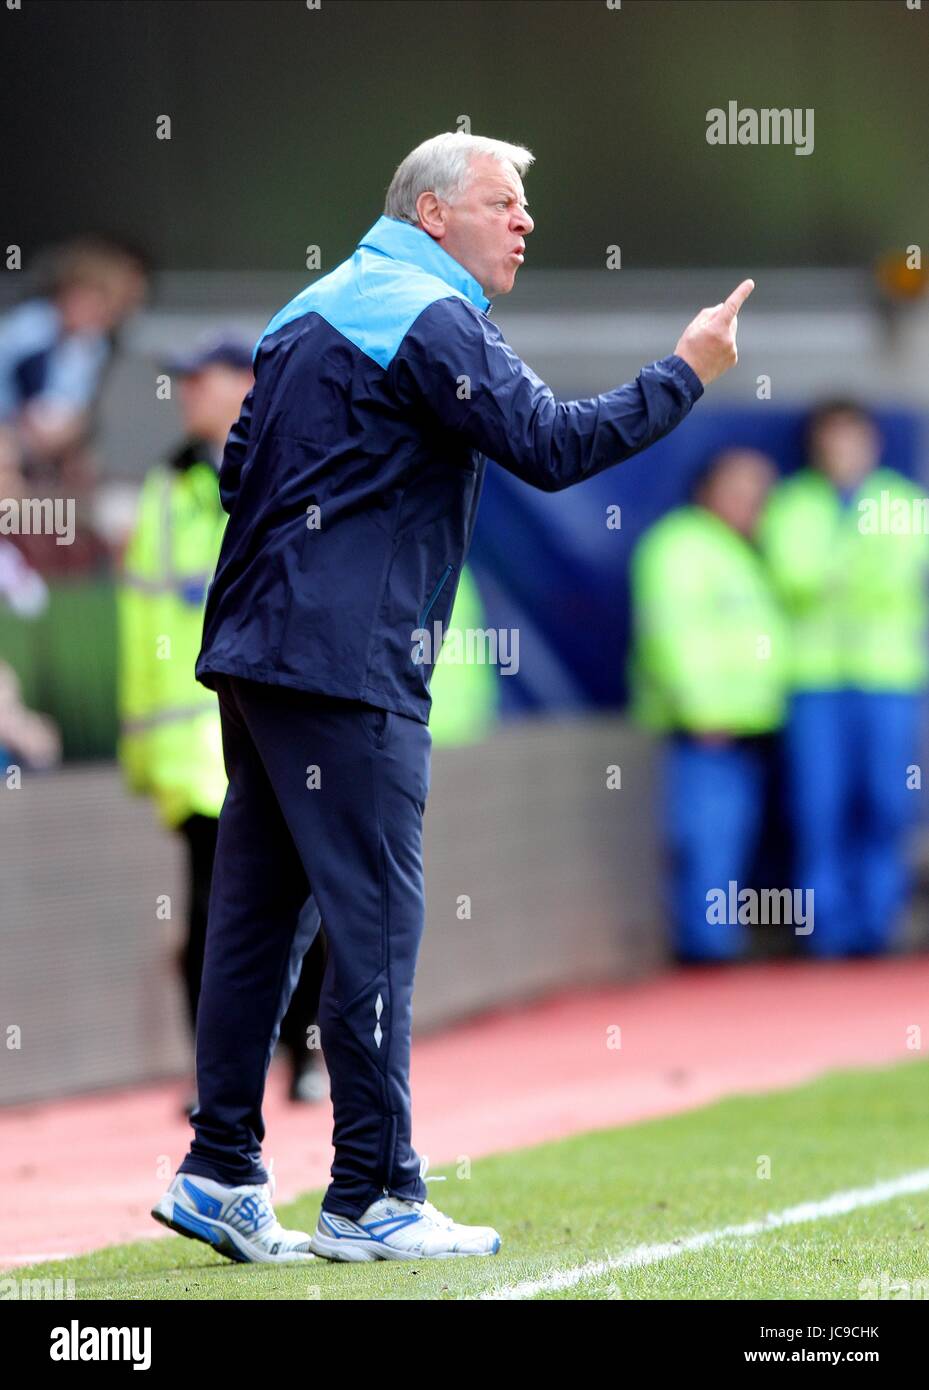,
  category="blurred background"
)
[2,0,929,1109]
